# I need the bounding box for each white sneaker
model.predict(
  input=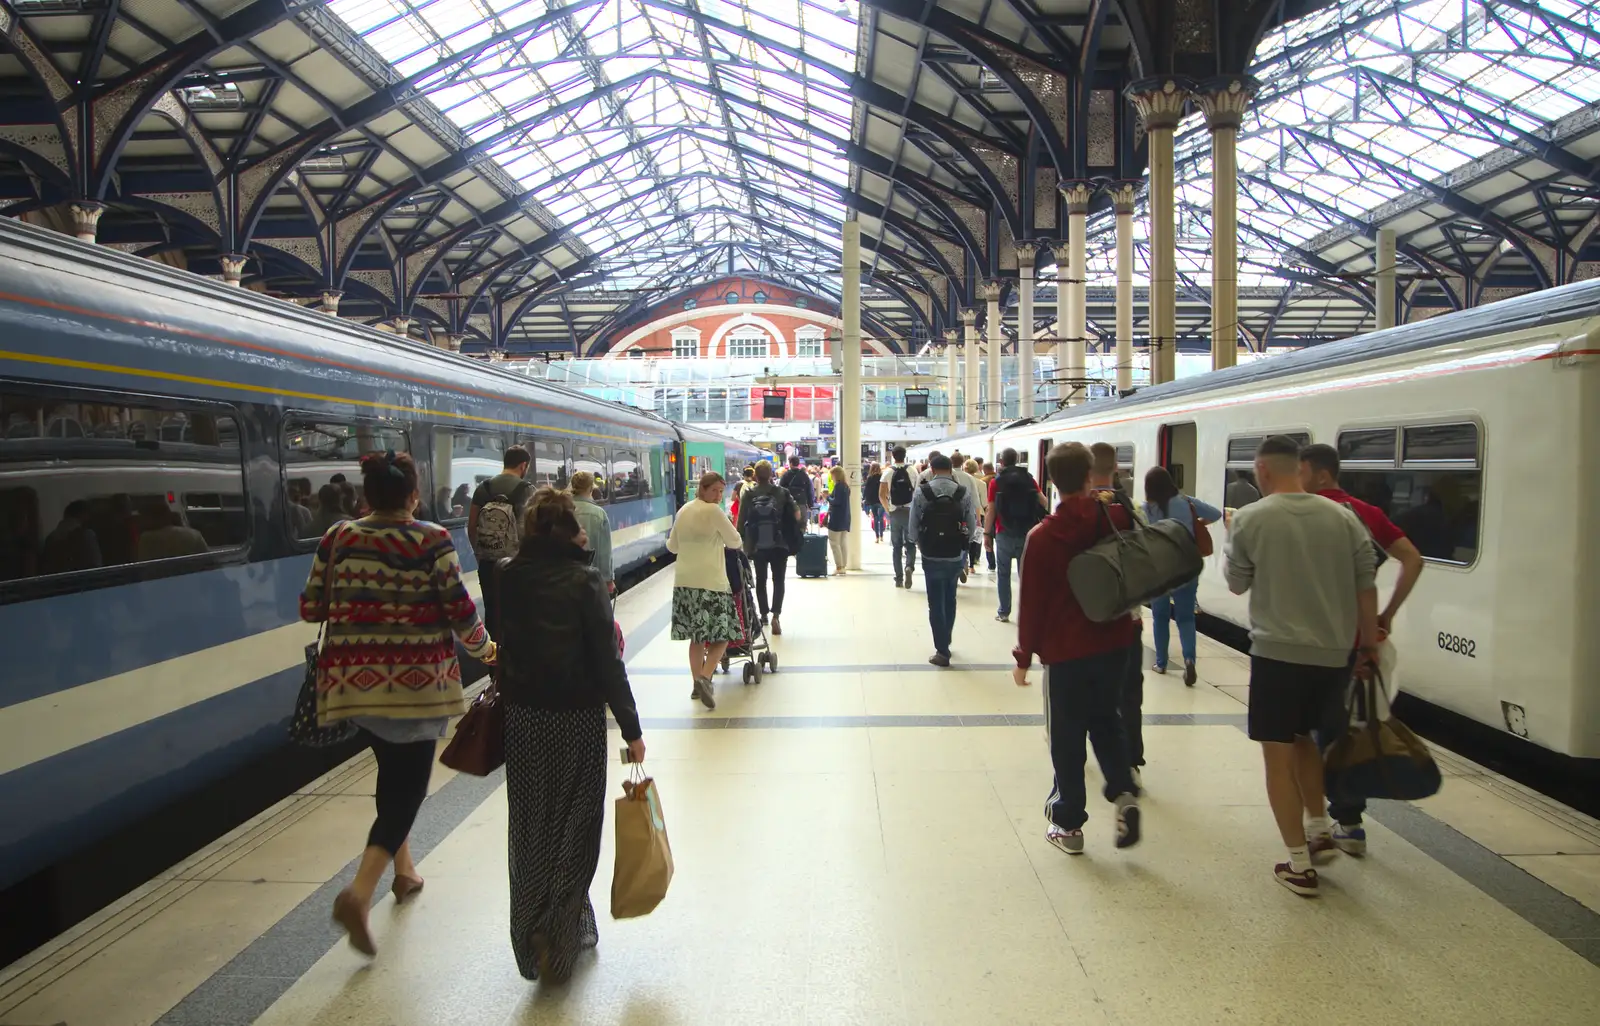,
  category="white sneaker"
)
[1046,824,1084,855]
